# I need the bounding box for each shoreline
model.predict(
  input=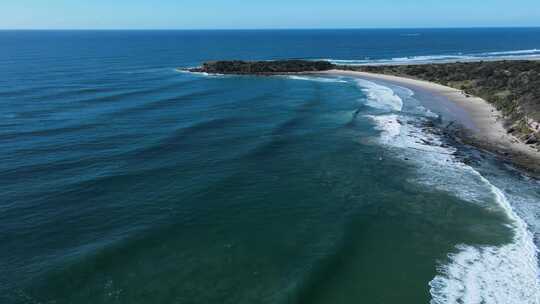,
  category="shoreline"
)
[323,69,540,176]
